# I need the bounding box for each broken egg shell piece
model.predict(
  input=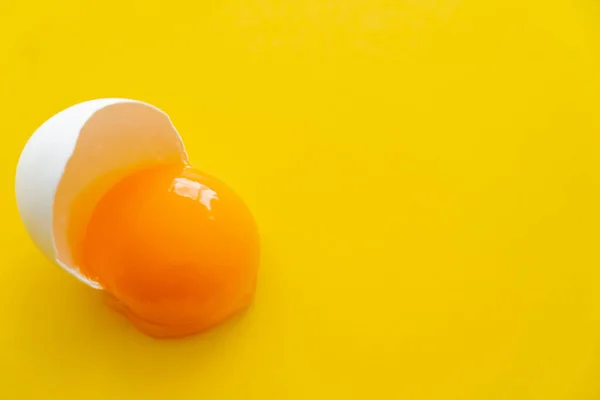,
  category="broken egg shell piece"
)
[15,98,188,288]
